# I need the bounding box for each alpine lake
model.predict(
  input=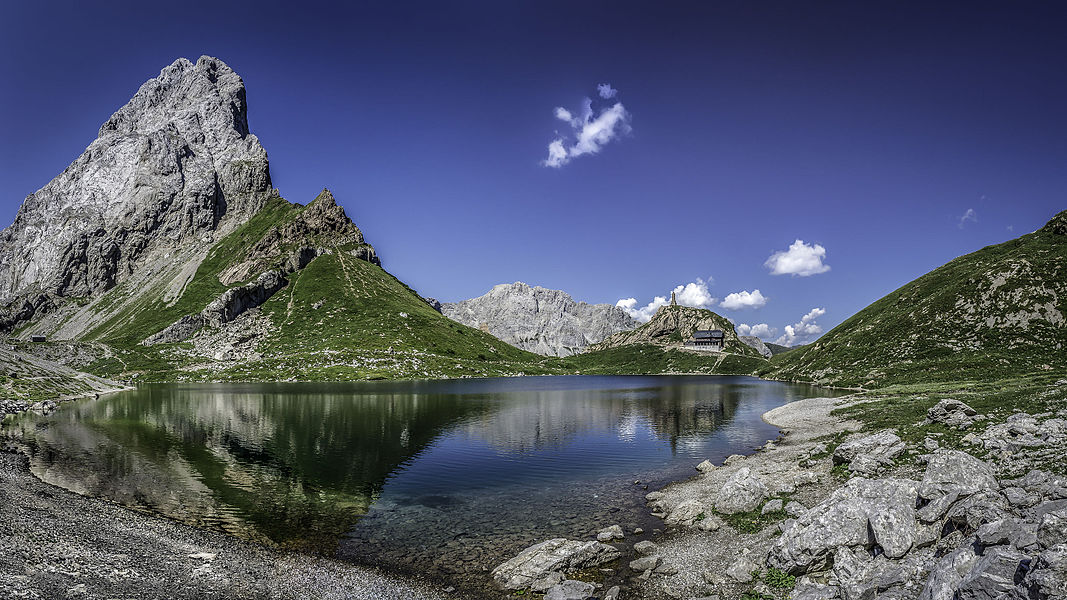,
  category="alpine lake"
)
[4,375,846,593]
